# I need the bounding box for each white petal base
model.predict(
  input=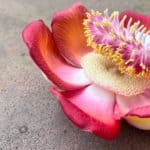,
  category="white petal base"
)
[81,52,150,96]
